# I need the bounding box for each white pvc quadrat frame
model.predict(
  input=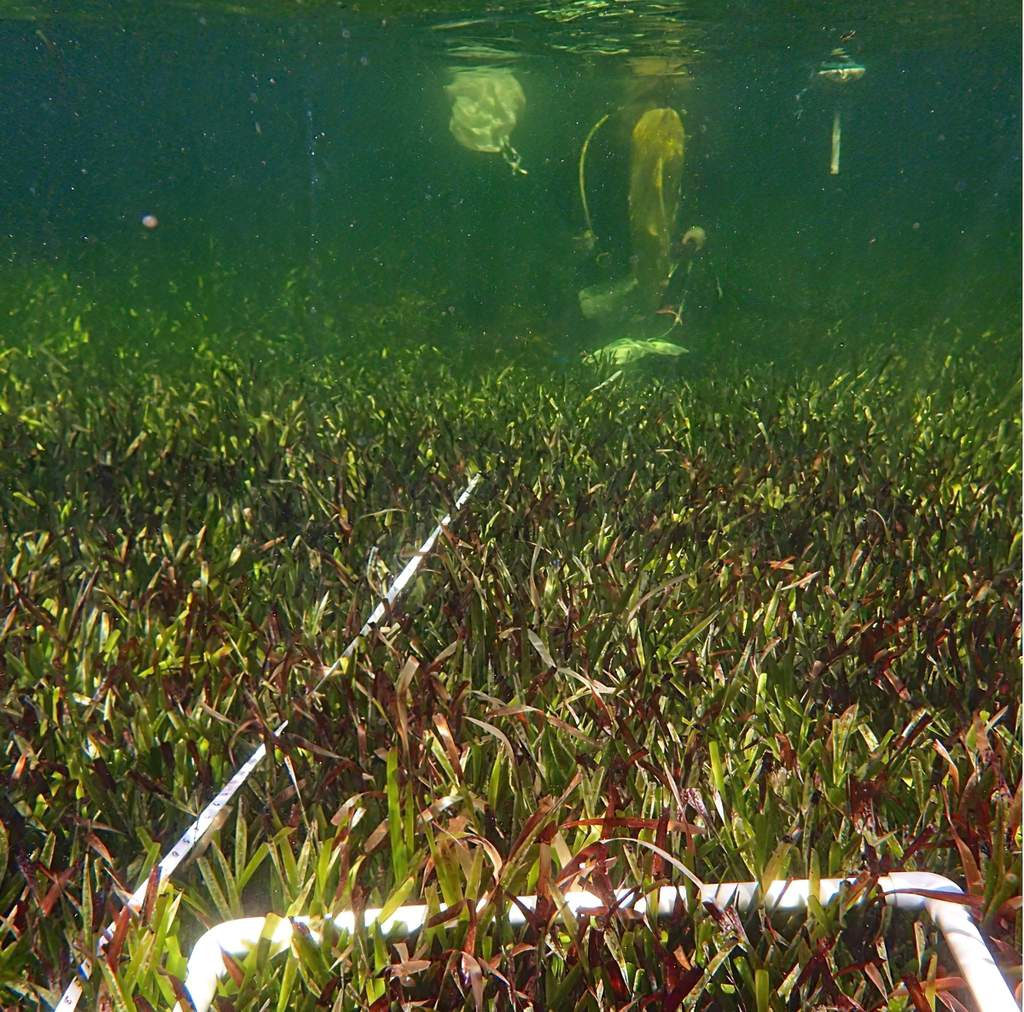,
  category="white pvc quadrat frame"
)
[175,871,1017,1012]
